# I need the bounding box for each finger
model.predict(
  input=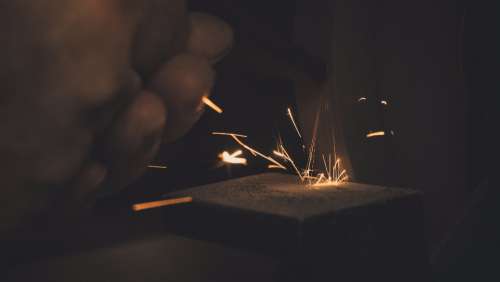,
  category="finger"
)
[187,12,234,64]
[109,91,166,153]
[48,162,107,220]
[71,162,107,204]
[149,53,215,142]
[104,91,166,192]
[84,69,143,135]
[132,0,189,80]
